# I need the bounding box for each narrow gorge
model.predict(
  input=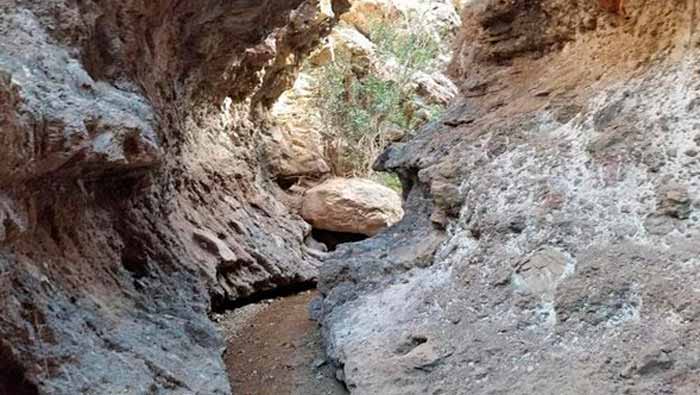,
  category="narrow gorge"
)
[1,0,699,394]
